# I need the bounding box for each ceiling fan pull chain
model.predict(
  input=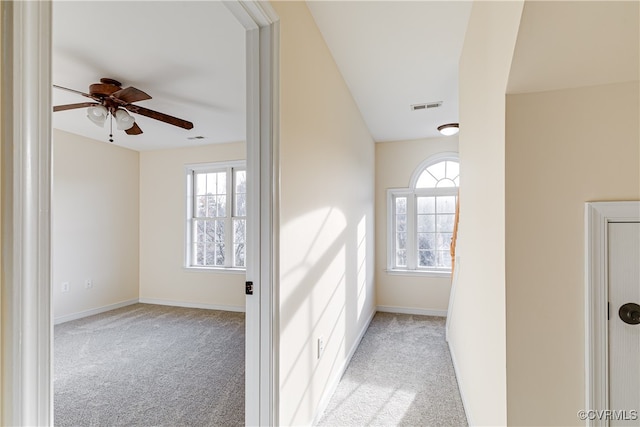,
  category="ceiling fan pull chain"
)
[109,113,114,143]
